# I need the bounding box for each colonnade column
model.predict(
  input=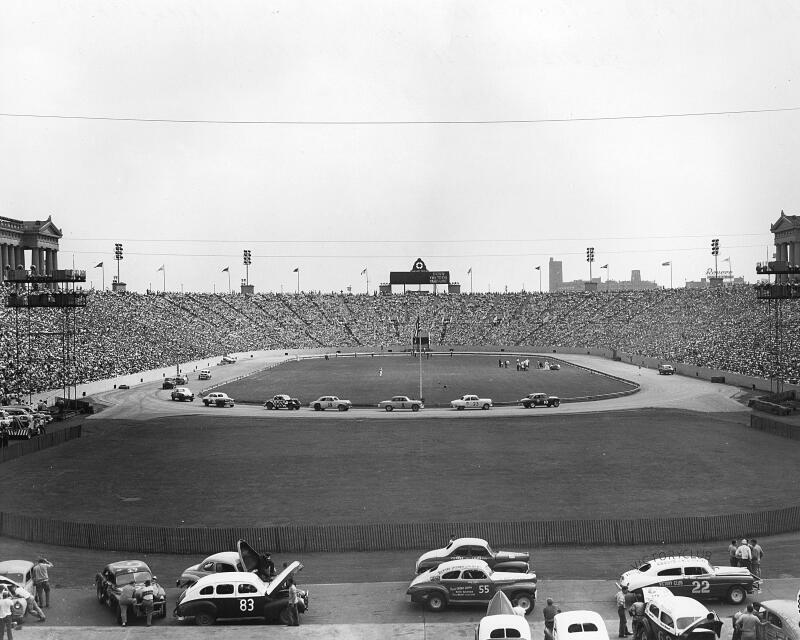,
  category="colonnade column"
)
[0,245,7,278]
[52,250,58,272]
